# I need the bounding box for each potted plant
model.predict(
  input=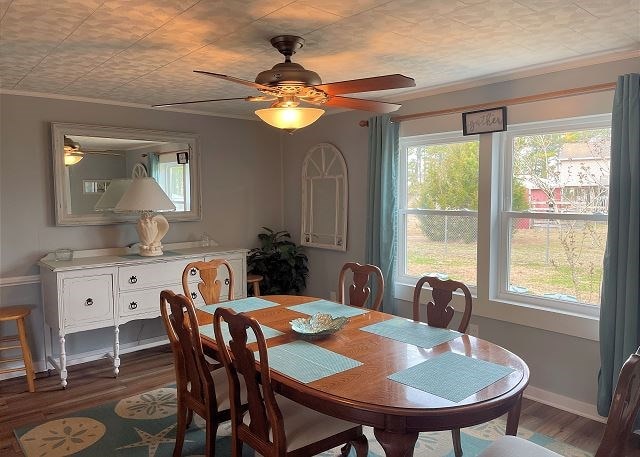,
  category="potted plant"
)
[247,227,309,295]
